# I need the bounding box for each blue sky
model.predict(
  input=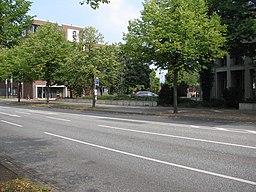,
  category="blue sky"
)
[28,0,144,44]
